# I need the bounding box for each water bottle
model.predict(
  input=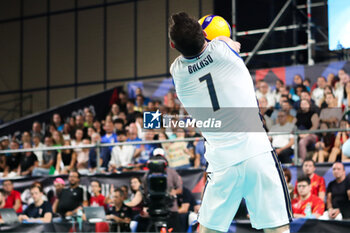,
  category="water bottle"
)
[304,203,312,218]
[77,208,83,232]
